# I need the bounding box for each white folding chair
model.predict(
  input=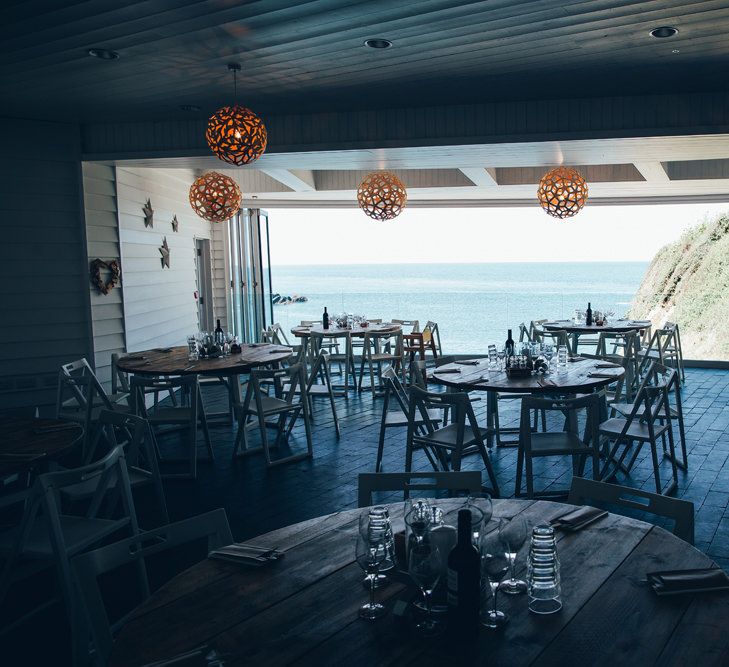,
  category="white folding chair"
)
[72,509,232,665]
